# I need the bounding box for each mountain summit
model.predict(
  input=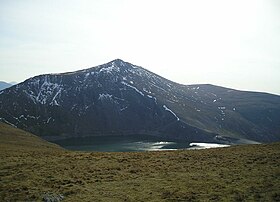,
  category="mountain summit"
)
[0,59,279,143]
